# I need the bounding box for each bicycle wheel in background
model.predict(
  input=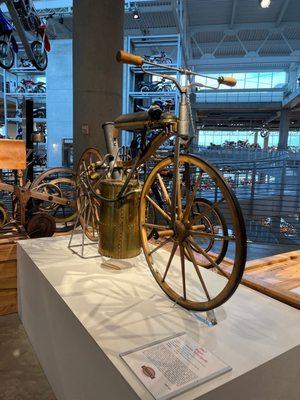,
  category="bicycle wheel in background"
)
[76,148,103,241]
[0,40,14,70]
